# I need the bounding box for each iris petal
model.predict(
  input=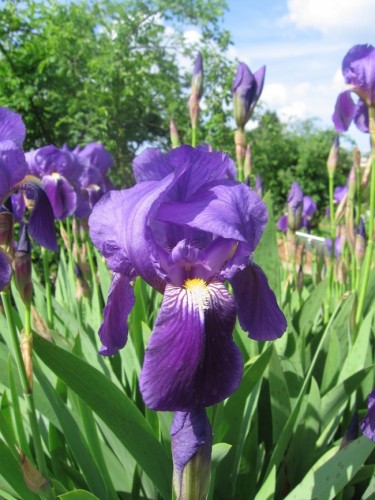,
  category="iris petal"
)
[231,262,287,341]
[27,184,58,251]
[98,272,135,356]
[139,281,243,411]
[332,91,356,132]
[0,249,12,291]
[360,388,375,443]
[157,181,268,254]
[42,174,77,220]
